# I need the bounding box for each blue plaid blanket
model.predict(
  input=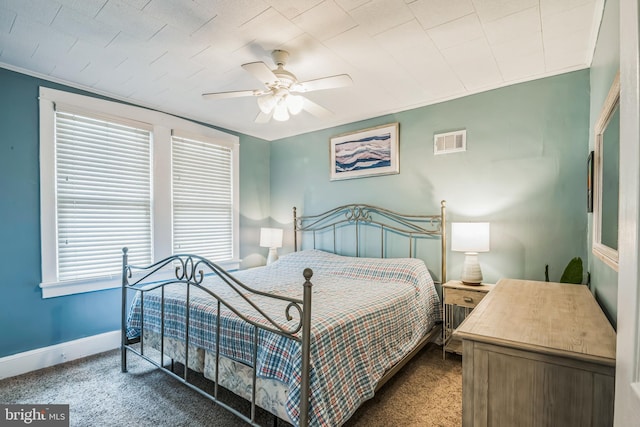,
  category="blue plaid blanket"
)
[127,250,441,426]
